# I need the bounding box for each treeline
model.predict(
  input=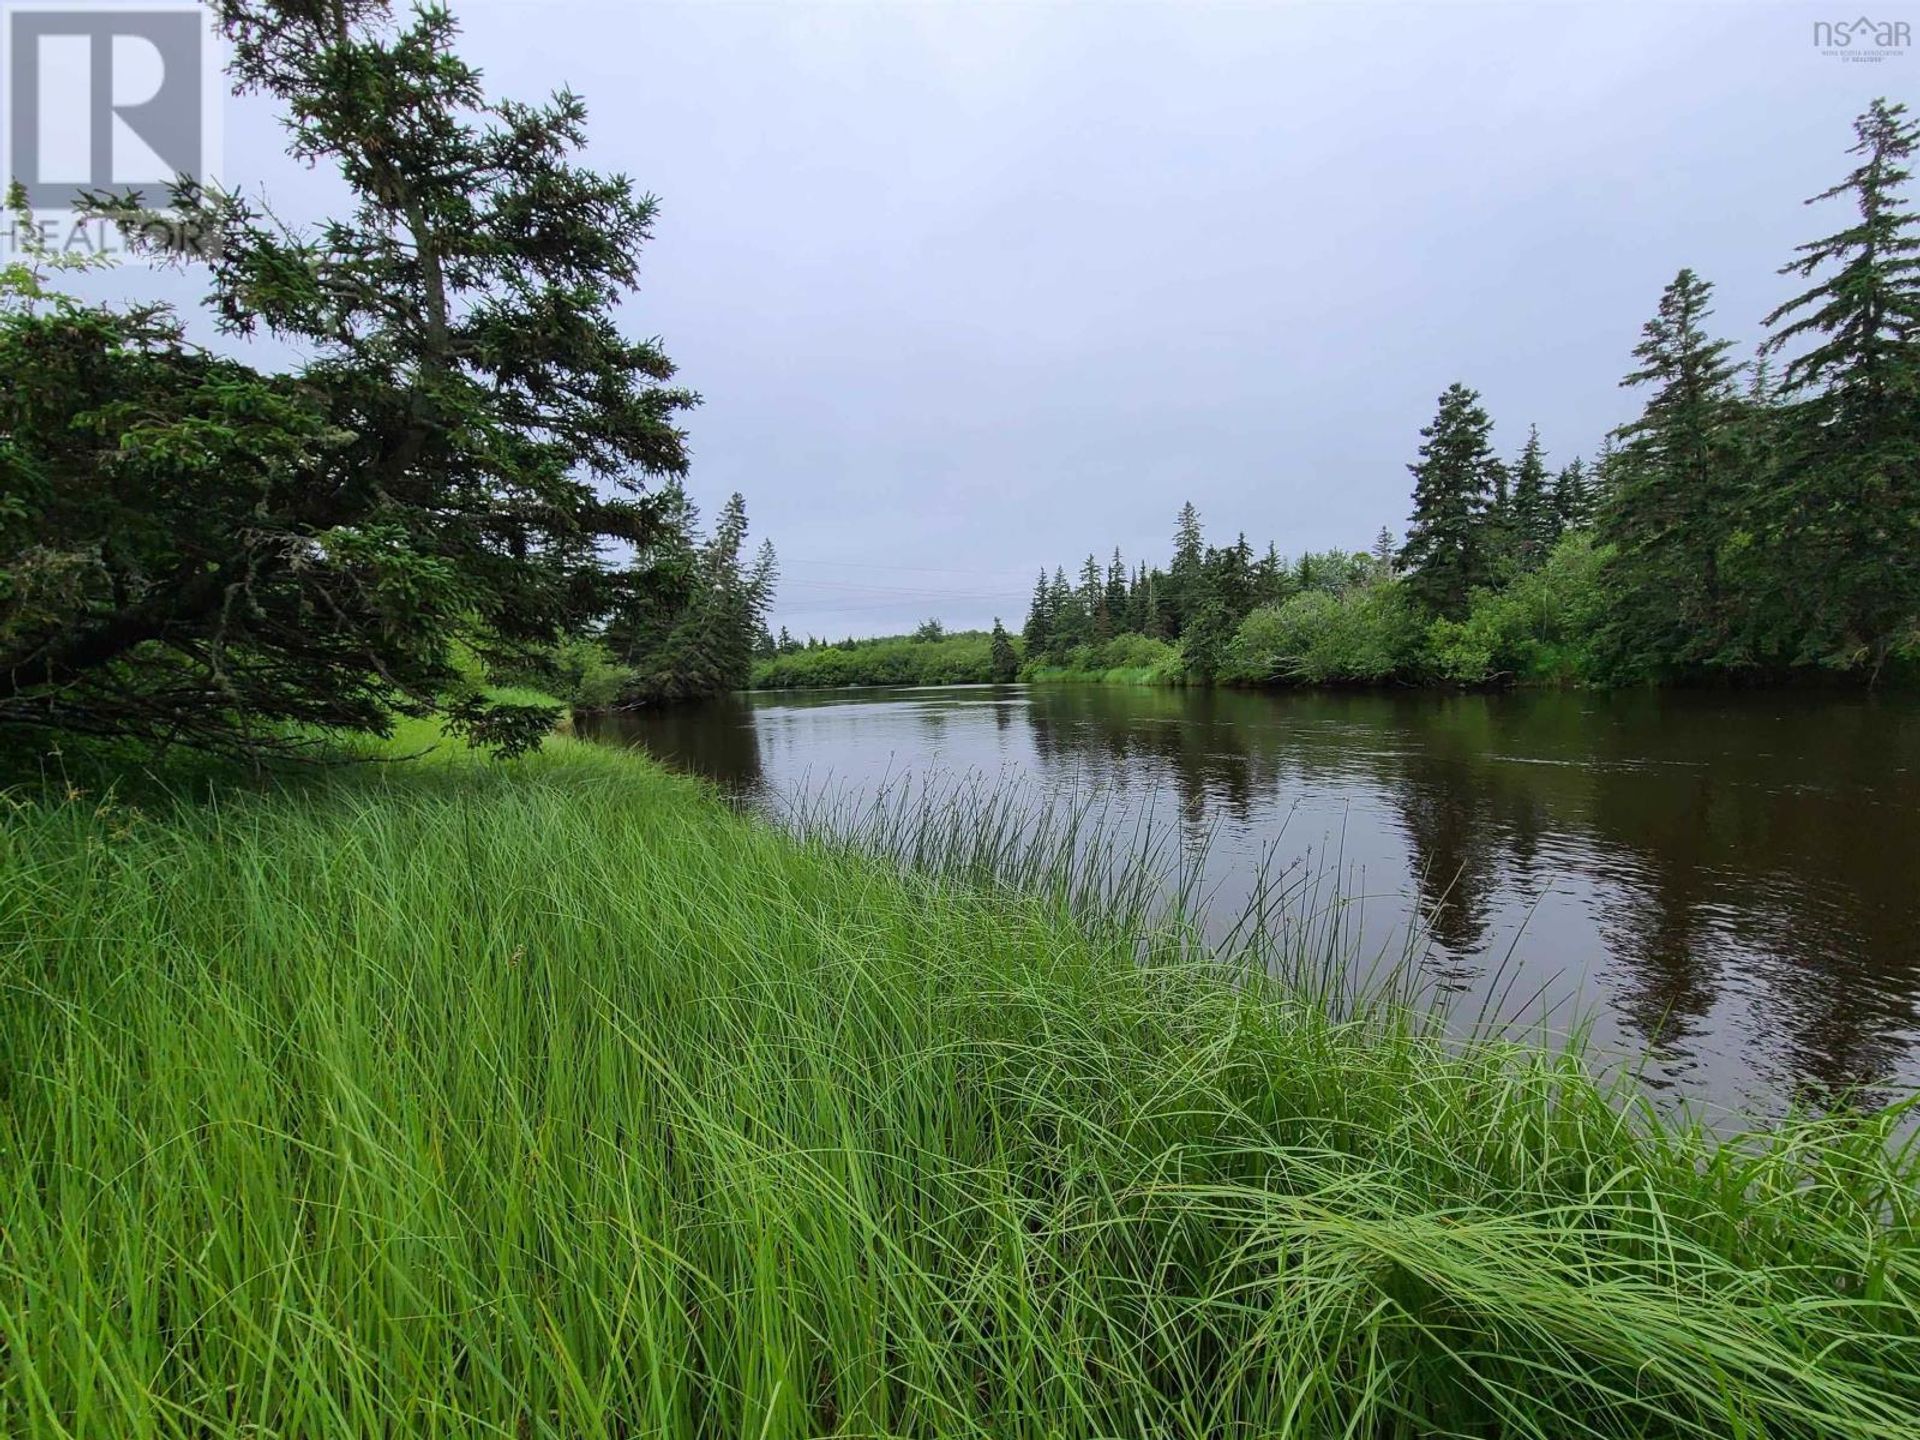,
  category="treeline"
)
[751,622,1018,690]
[0,1,765,761]
[1007,98,1919,691]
